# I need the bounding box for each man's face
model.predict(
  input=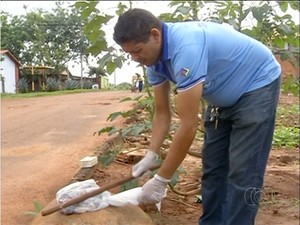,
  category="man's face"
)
[120,28,162,66]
